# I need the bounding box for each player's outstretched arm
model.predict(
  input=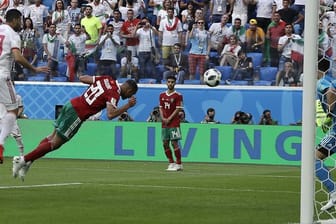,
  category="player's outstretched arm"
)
[12,49,49,73]
[78,75,94,84]
[106,96,137,120]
